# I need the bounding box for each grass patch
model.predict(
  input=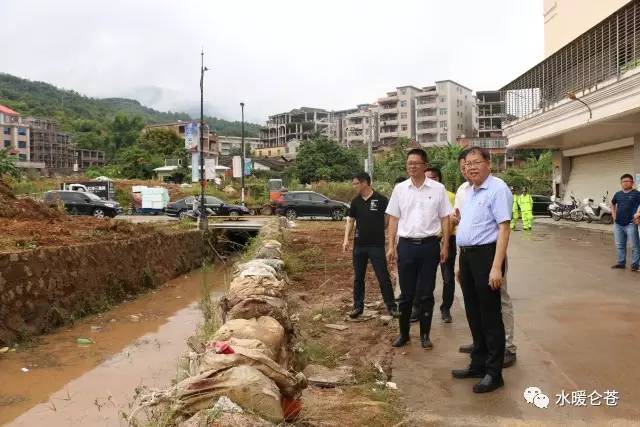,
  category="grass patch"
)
[293,340,344,370]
